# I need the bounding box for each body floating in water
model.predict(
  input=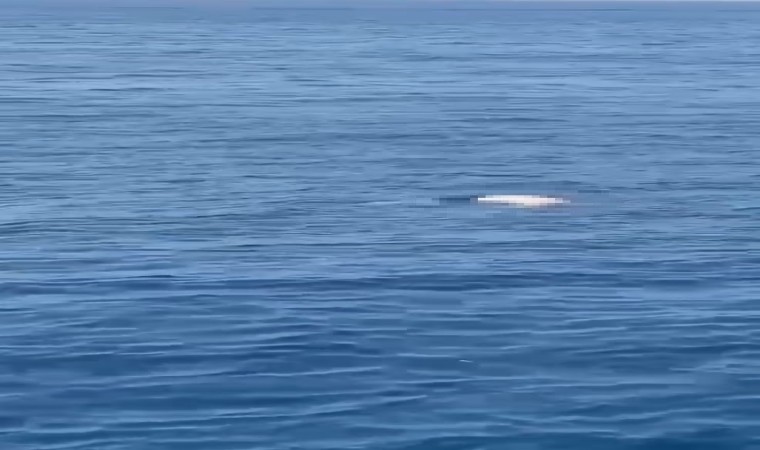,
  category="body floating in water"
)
[474,194,568,207]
